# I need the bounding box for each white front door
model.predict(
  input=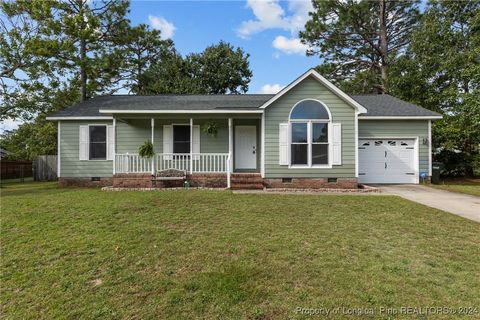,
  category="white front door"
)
[235,126,257,169]
[358,139,417,184]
